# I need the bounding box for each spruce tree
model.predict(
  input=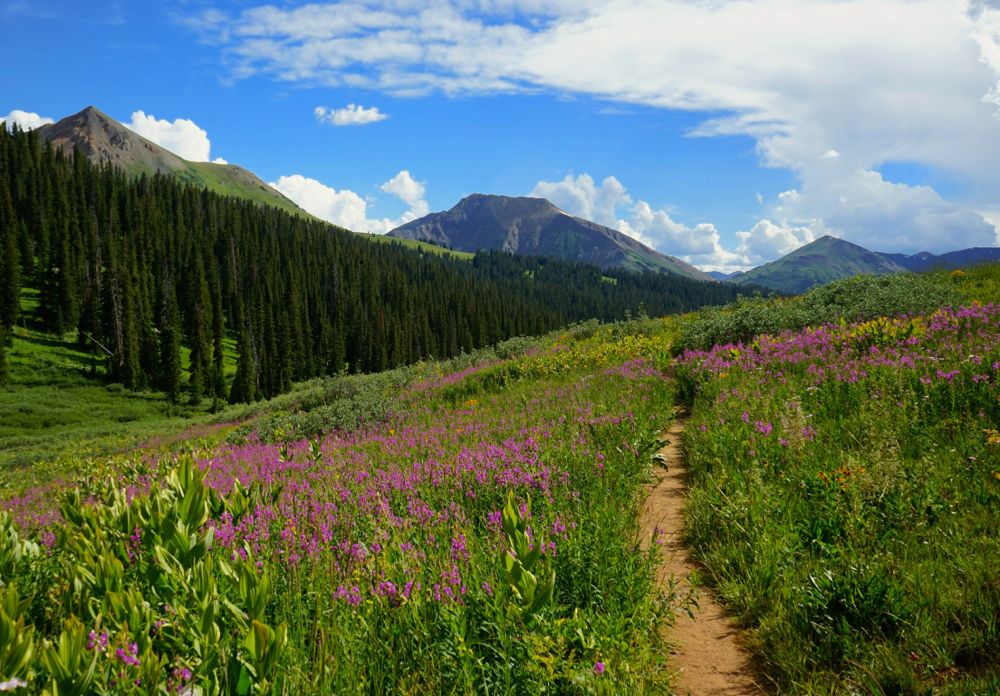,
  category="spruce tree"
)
[157,273,182,404]
[185,254,211,403]
[0,179,20,333]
